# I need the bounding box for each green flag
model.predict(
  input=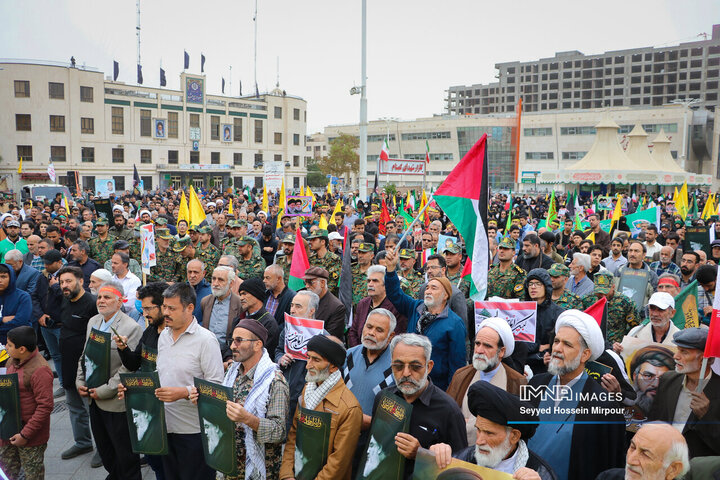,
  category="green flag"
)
[398,199,414,229]
[546,190,557,226]
[0,373,22,440]
[672,280,700,329]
